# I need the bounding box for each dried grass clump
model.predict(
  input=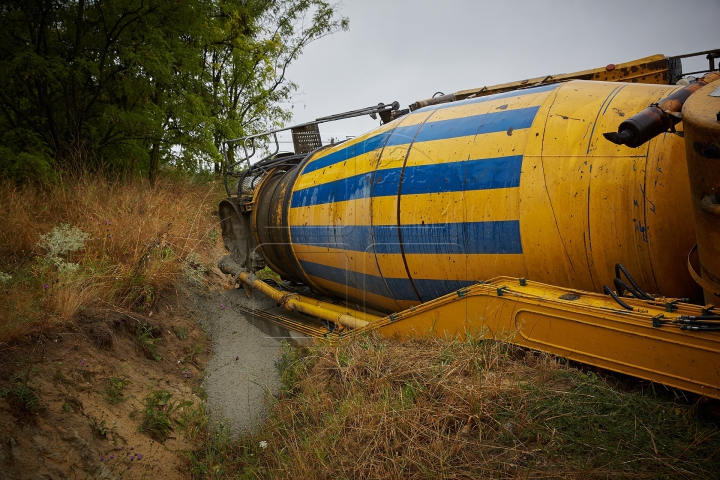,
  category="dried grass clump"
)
[210,335,720,479]
[0,176,223,344]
